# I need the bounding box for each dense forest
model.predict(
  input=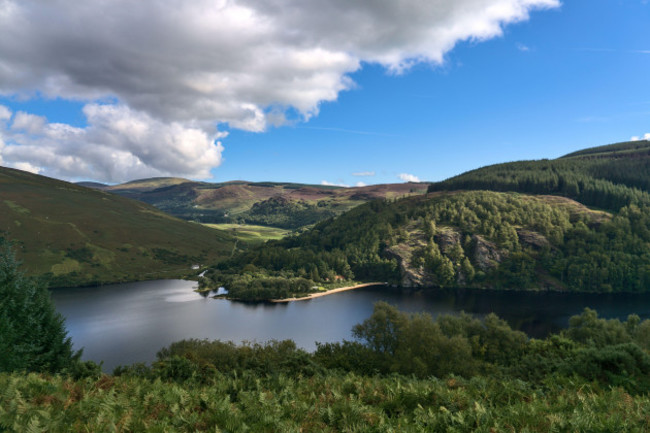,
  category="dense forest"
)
[428,140,650,211]
[203,189,650,300]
